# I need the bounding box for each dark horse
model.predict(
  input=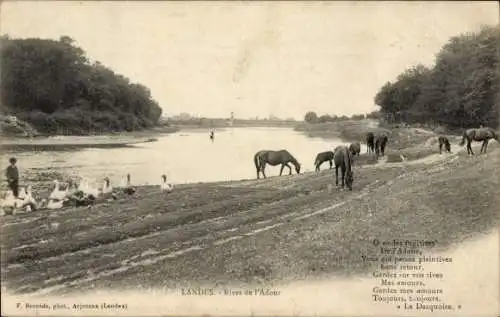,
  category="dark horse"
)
[375,133,389,157]
[254,150,301,179]
[366,132,375,154]
[438,136,451,154]
[349,142,361,157]
[459,127,499,155]
[209,130,214,141]
[314,151,334,172]
[333,146,354,191]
